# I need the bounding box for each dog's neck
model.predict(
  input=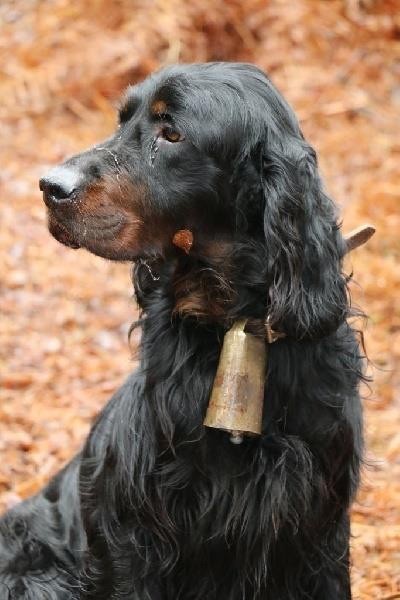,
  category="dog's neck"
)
[134,254,228,438]
[135,237,269,331]
[172,242,235,322]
